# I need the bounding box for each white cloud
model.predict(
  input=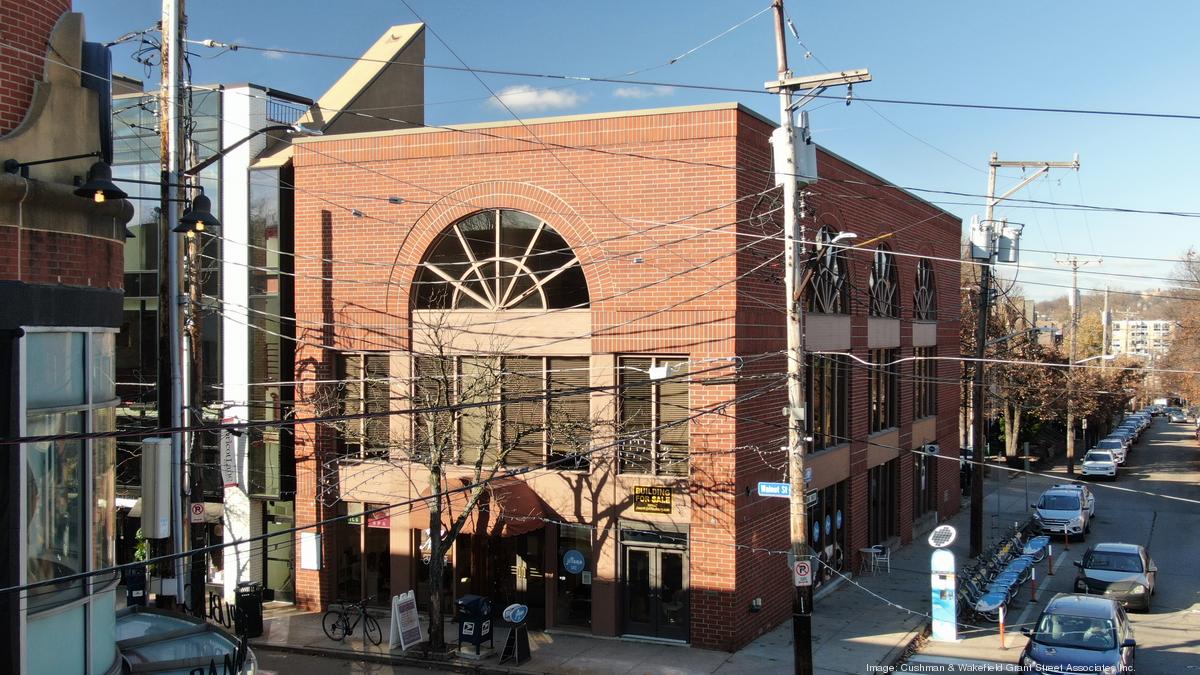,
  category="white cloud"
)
[613,85,676,99]
[262,50,287,60]
[488,85,584,113]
